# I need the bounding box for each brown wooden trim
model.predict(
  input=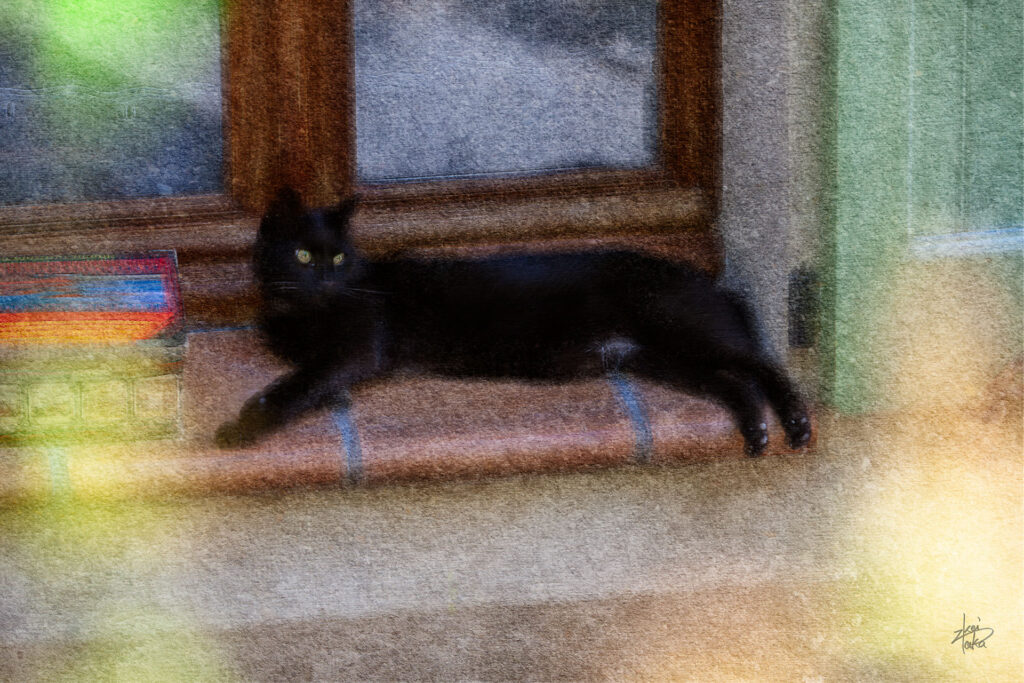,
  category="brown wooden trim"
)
[225,0,355,213]
[0,184,711,251]
[661,0,722,209]
[223,0,268,212]
[0,205,254,260]
[354,186,713,253]
[358,169,676,207]
[0,194,243,233]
